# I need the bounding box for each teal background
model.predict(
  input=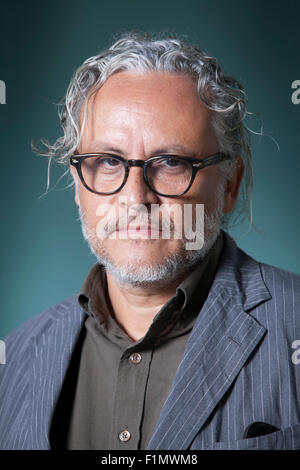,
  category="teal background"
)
[0,0,299,337]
